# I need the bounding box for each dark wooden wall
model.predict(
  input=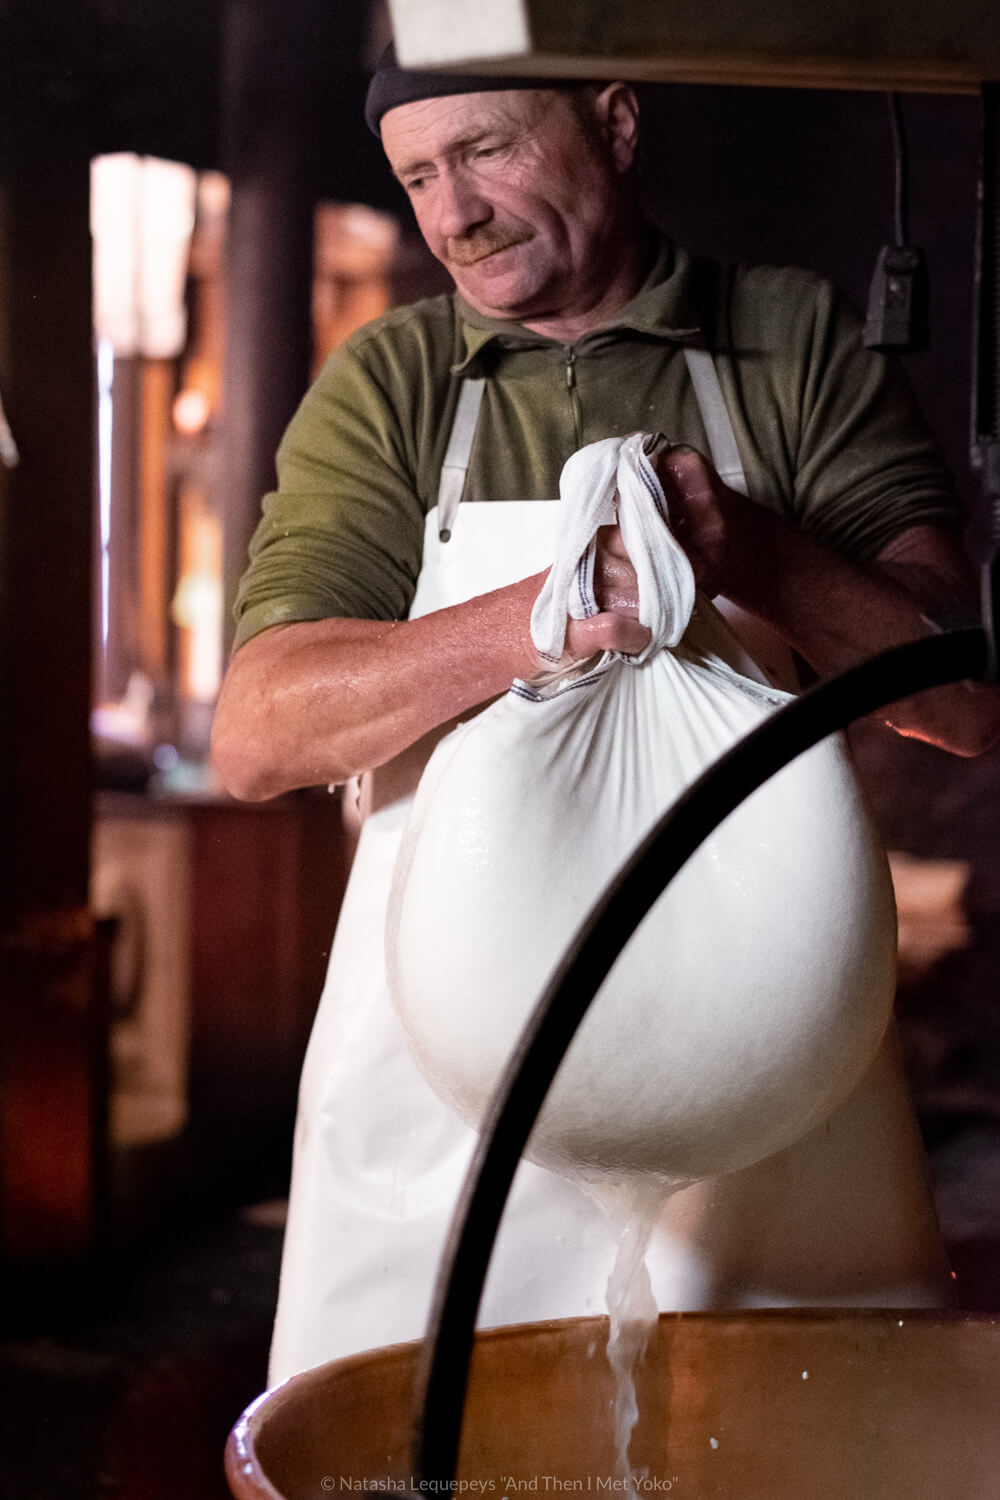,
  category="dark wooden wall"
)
[0,0,106,1260]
